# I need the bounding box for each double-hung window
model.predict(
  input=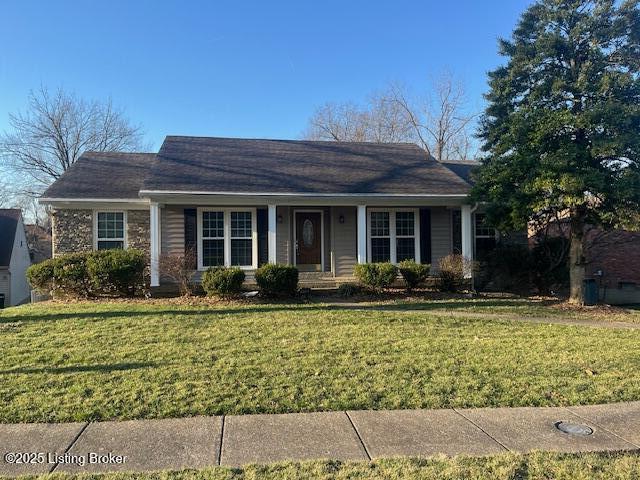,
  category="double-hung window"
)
[368,209,419,264]
[96,211,125,250]
[474,213,496,260]
[199,209,256,269]
[202,211,225,266]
